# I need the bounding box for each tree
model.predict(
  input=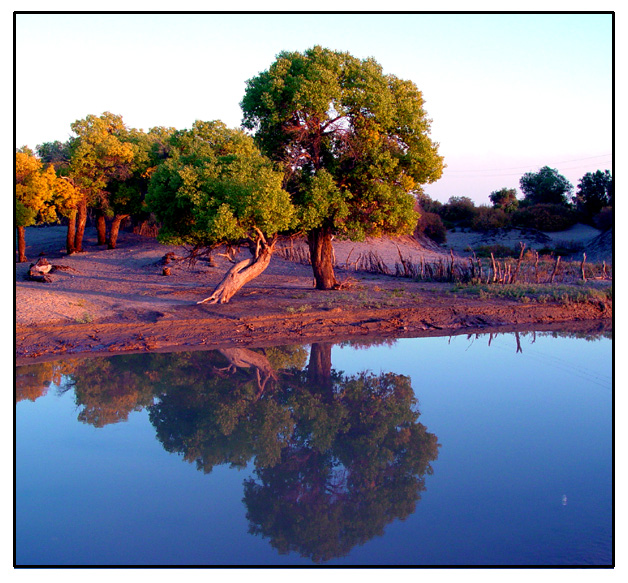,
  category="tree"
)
[471,205,510,231]
[439,195,477,226]
[489,187,519,212]
[573,169,612,221]
[36,140,84,253]
[241,46,444,289]
[37,140,72,174]
[519,166,573,207]
[67,112,135,252]
[101,126,176,249]
[147,120,295,304]
[15,149,79,262]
